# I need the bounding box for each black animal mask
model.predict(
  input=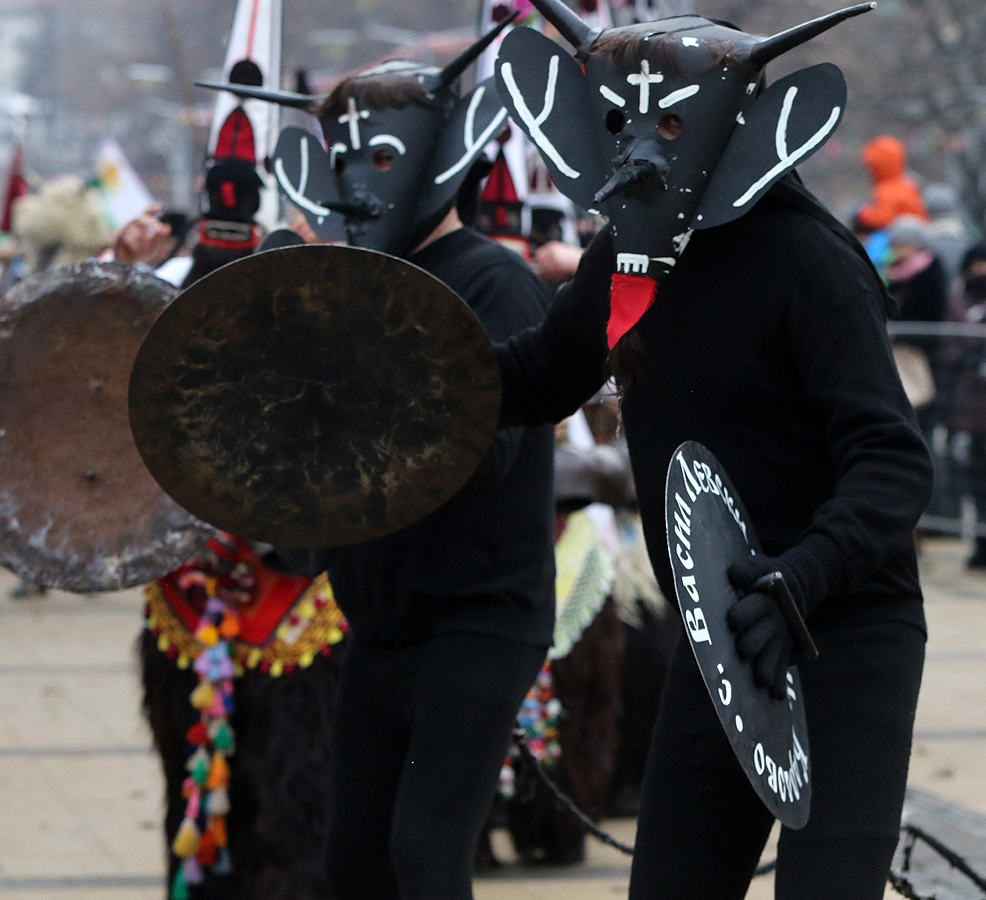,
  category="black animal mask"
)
[494,1,873,347]
[199,16,517,255]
